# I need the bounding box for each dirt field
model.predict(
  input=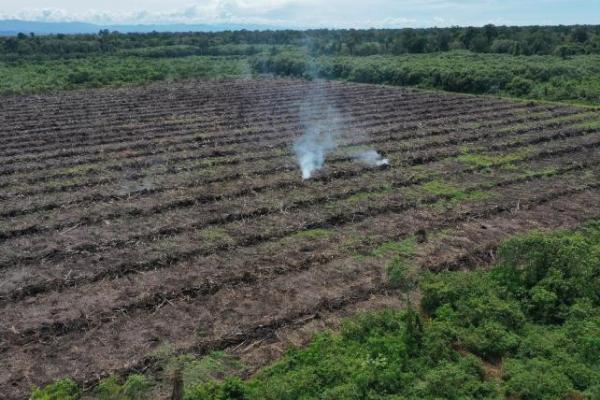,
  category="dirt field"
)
[1,78,600,399]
